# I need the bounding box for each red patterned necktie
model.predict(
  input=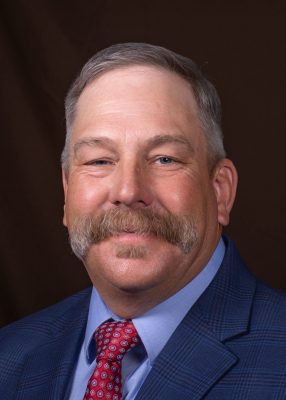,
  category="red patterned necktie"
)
[83,320,140,400]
